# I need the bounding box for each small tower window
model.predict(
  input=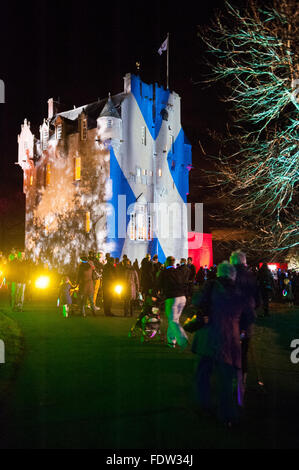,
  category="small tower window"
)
[158,168,162,177]
[107,119,112,128]
[74,157,81,181]
[80,118,87,141]
[46,163,51,186]
[30,174,33,186]
[85,211,91,233]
